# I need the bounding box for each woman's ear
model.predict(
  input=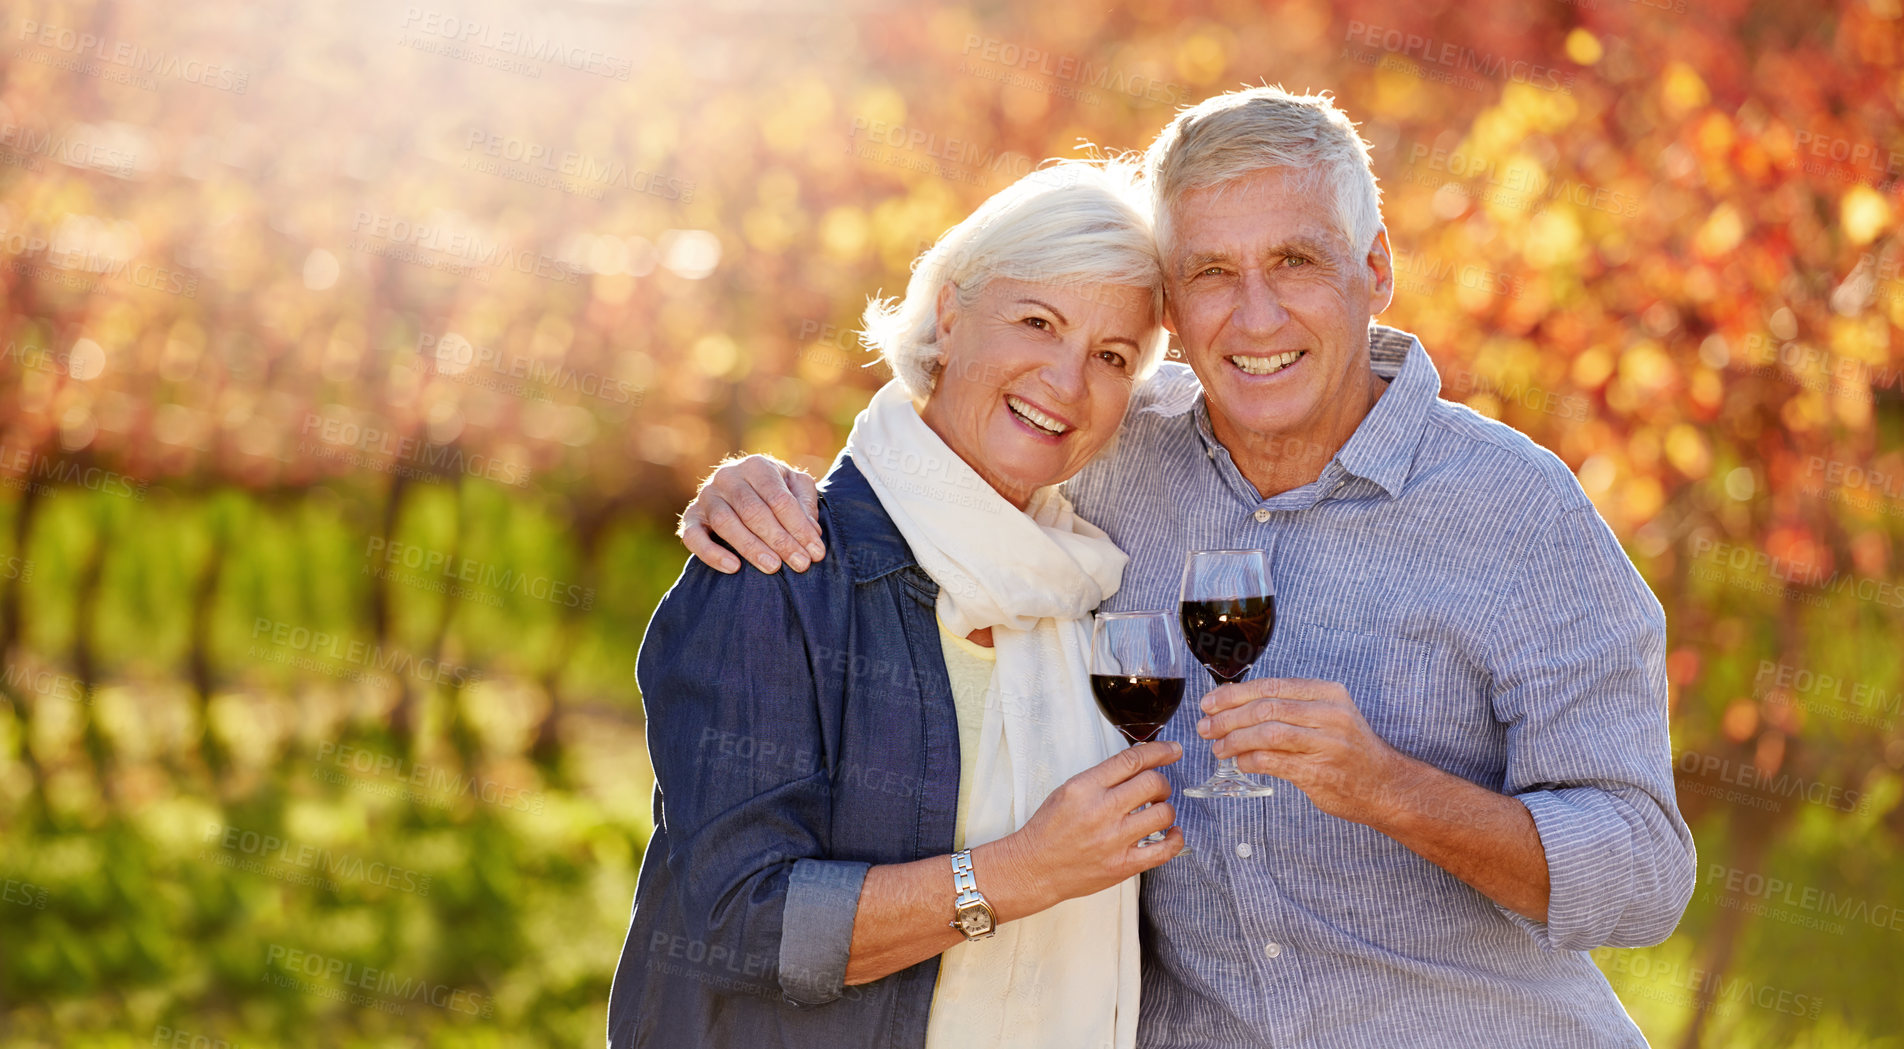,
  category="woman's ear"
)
[935,282,960,340]
[930,282,959,372]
